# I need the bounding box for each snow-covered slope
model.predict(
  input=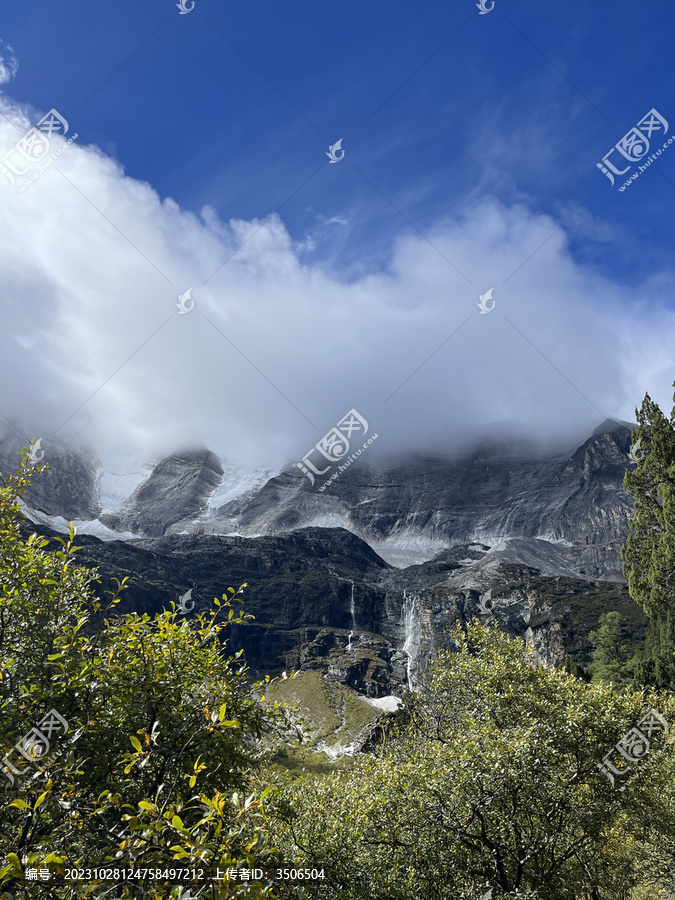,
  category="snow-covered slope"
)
[19,499,138,541]
[5,418,637,580]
